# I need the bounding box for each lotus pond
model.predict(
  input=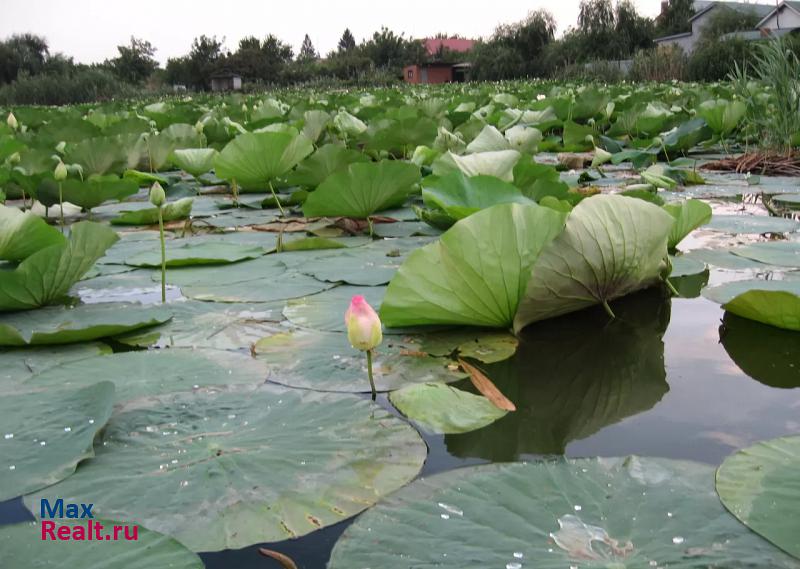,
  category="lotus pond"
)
[1,82,799,568]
